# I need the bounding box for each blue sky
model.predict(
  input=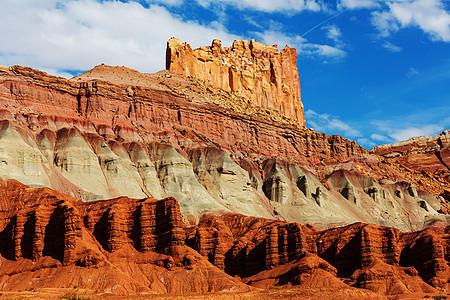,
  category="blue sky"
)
[1,0,449,149]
